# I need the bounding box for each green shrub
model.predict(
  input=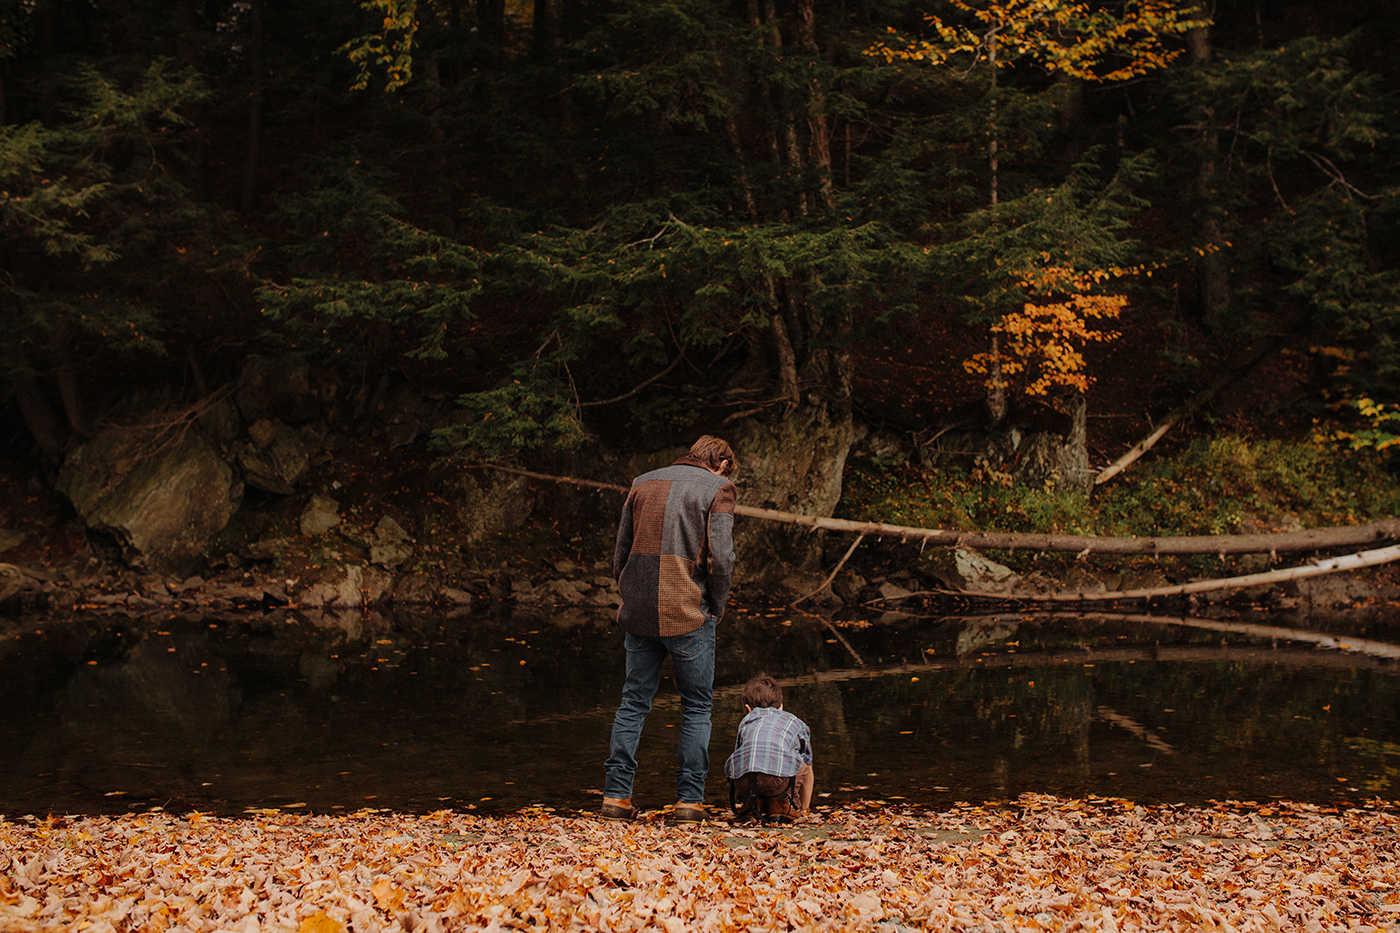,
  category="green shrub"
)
[839,436,1400,539]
